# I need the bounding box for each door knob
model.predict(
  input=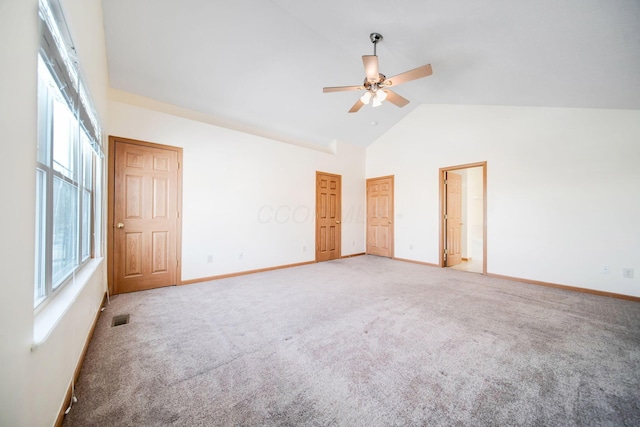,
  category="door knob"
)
[389,221,392,224]
[336,220,341,224]
[116,222,125,229]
